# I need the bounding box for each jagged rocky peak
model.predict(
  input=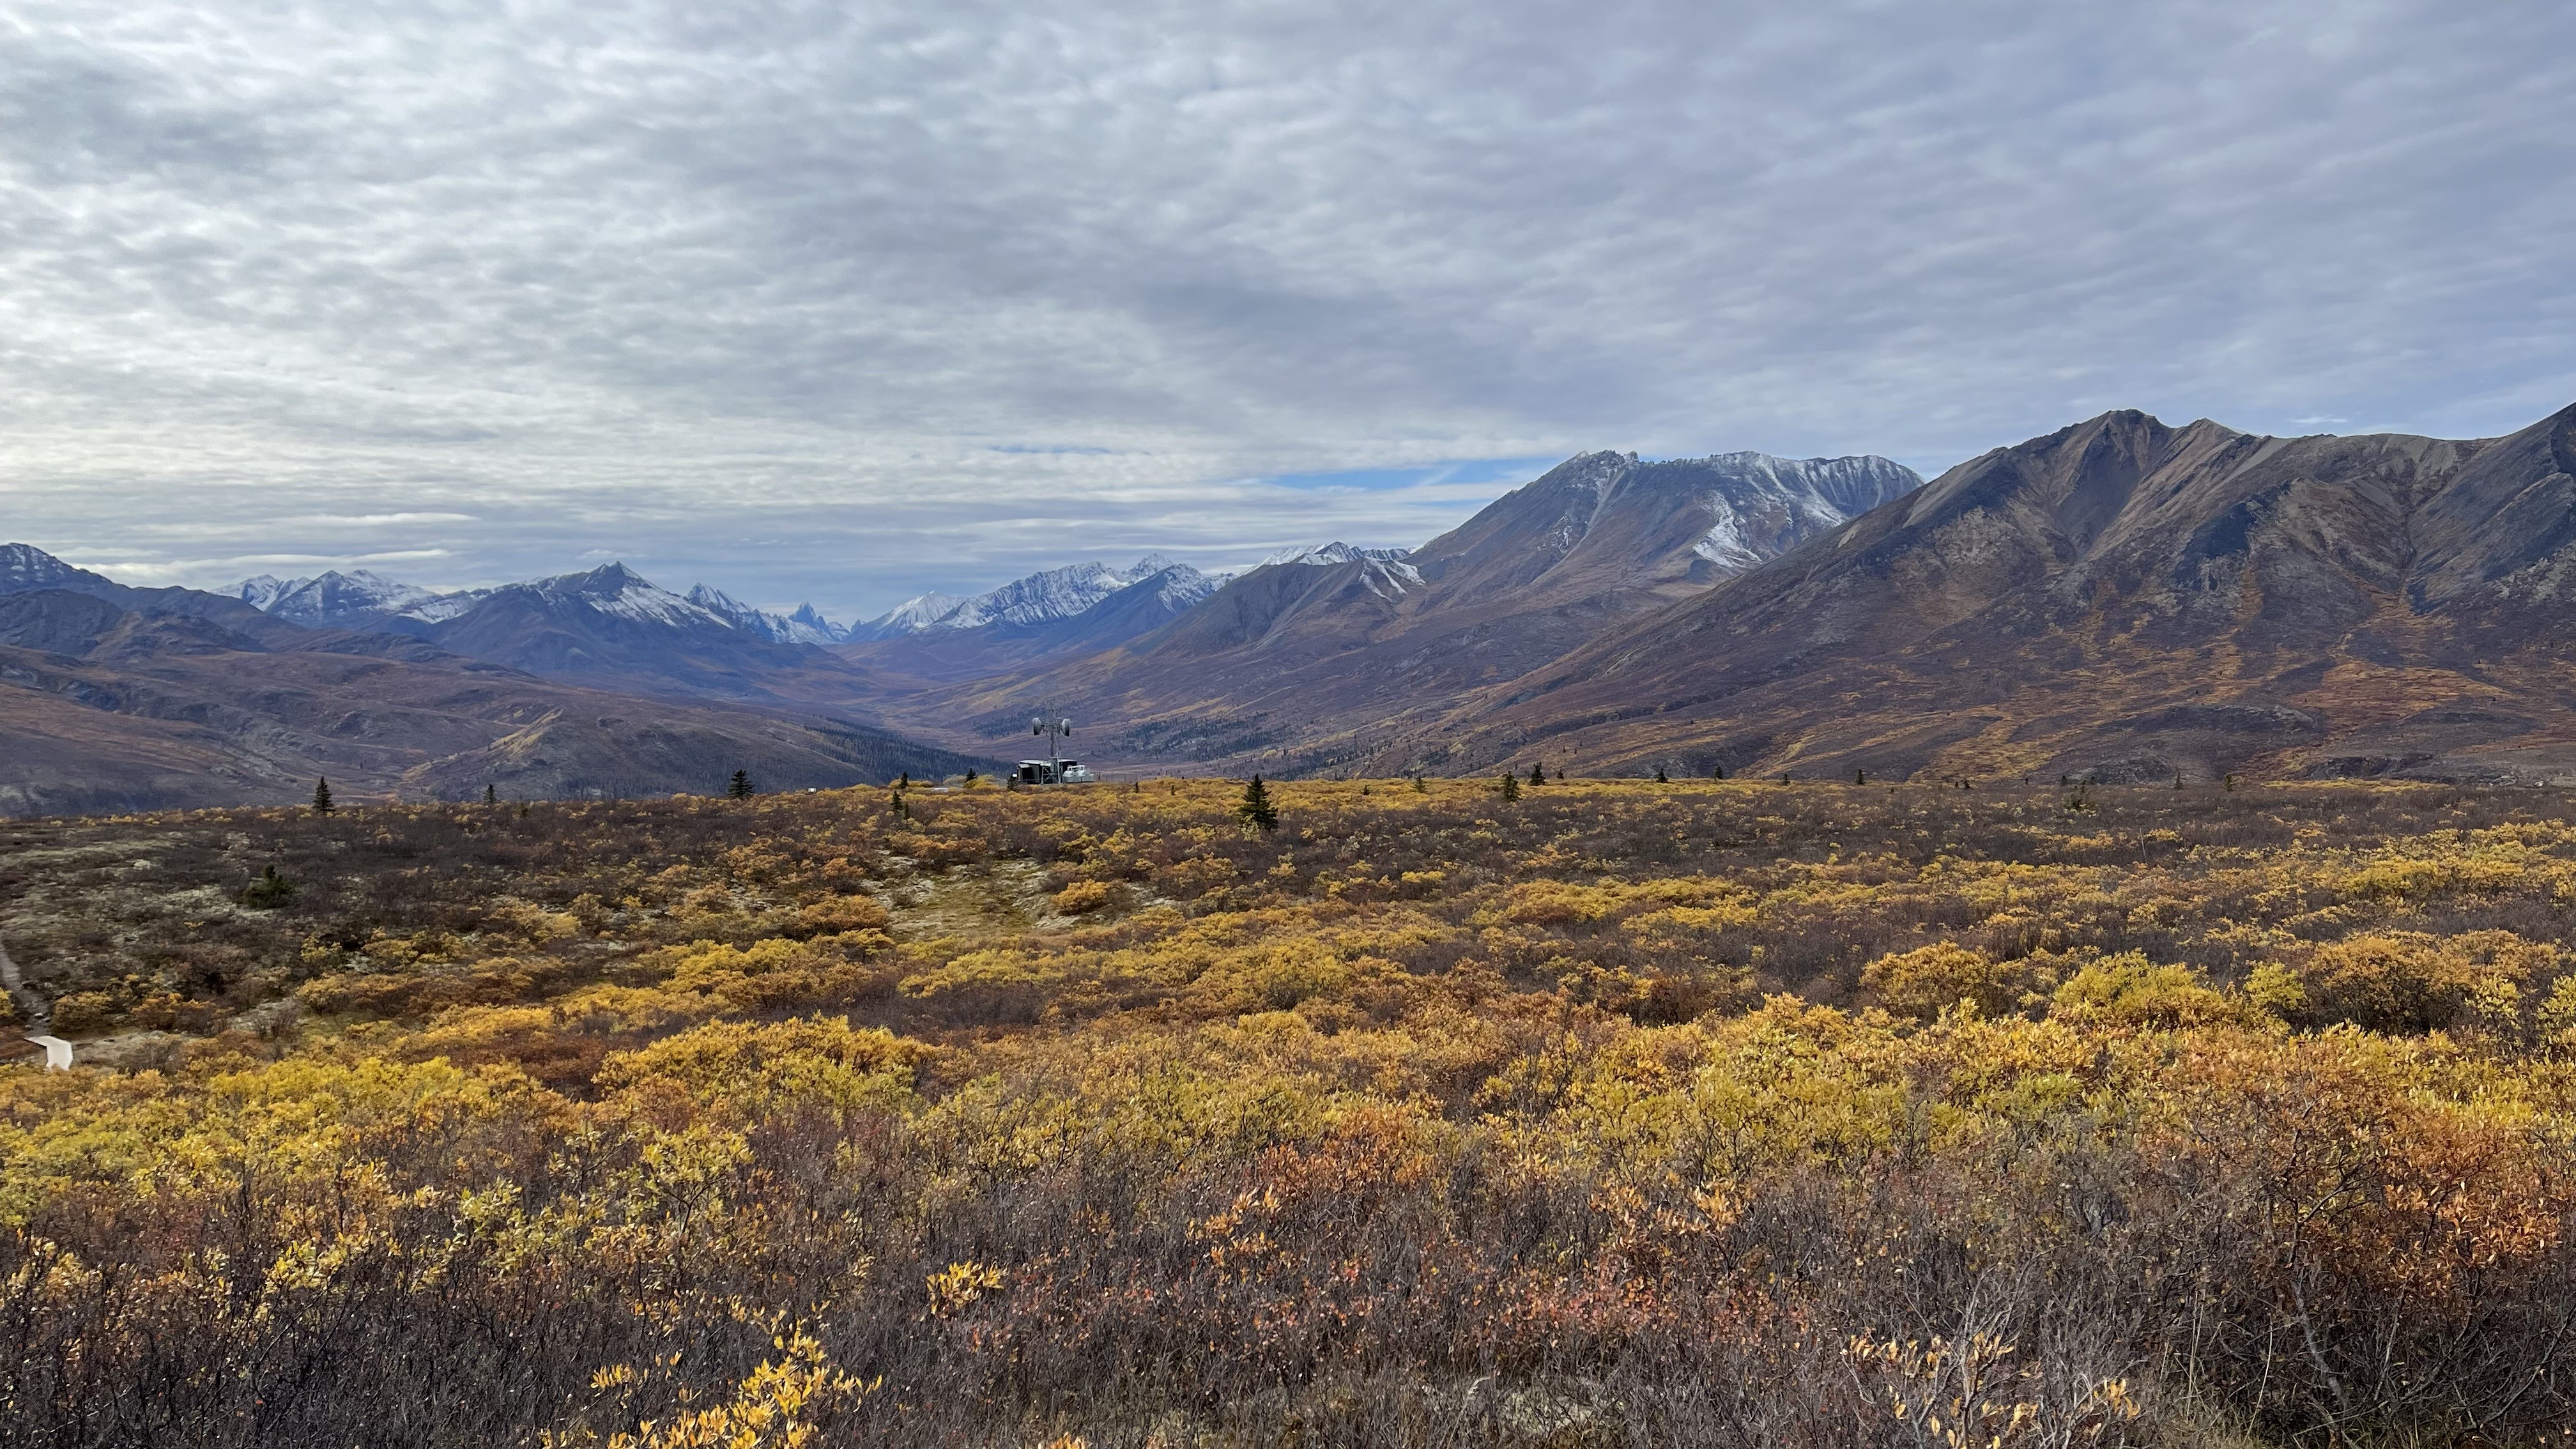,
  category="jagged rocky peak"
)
[1674,452,1925,572]
[231,569,439,627]
[865,591,967,635]
[1,543,99,593]
[512,562,728,627]
[1260,541,1414,567]
[861,554,1202,634]
[686,583,849,645]
[235,574,295,610]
